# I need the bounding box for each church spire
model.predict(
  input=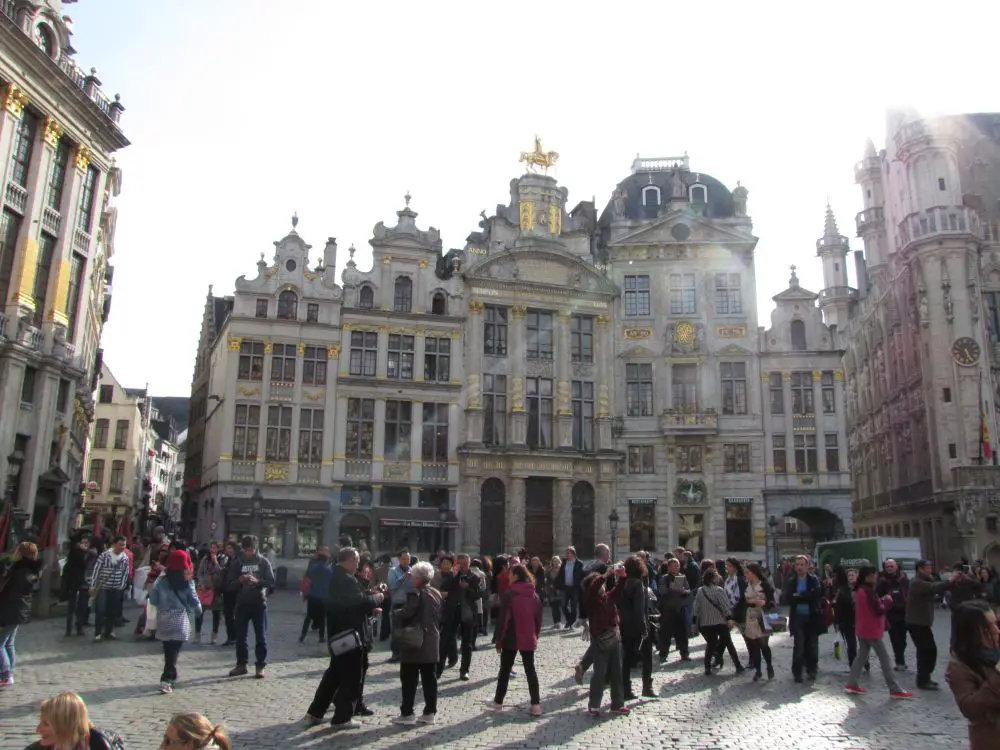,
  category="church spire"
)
[823,202,840,240]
